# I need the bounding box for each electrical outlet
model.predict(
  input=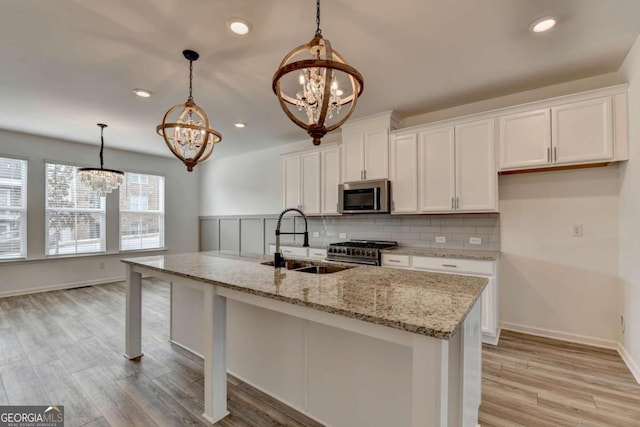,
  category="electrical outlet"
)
[469,237,482,245]
[435,236,446,243]
[339,233,347,239]
[326,231,335,236]
[313,232,320,238]
[572,224,583,237]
